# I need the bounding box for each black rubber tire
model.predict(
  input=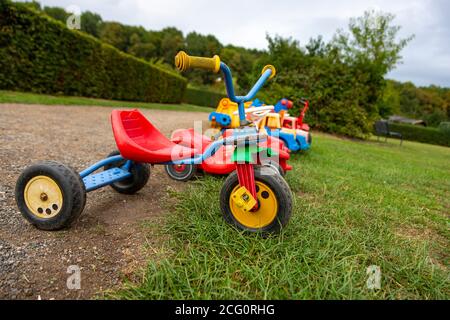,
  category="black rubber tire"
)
[307,132,312,145]
[258,148,285,176]
[104,151,150,195]
[165,164,197,182]
[220,166,293,235]
[259,161,285,177]
[15,161,86,231]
